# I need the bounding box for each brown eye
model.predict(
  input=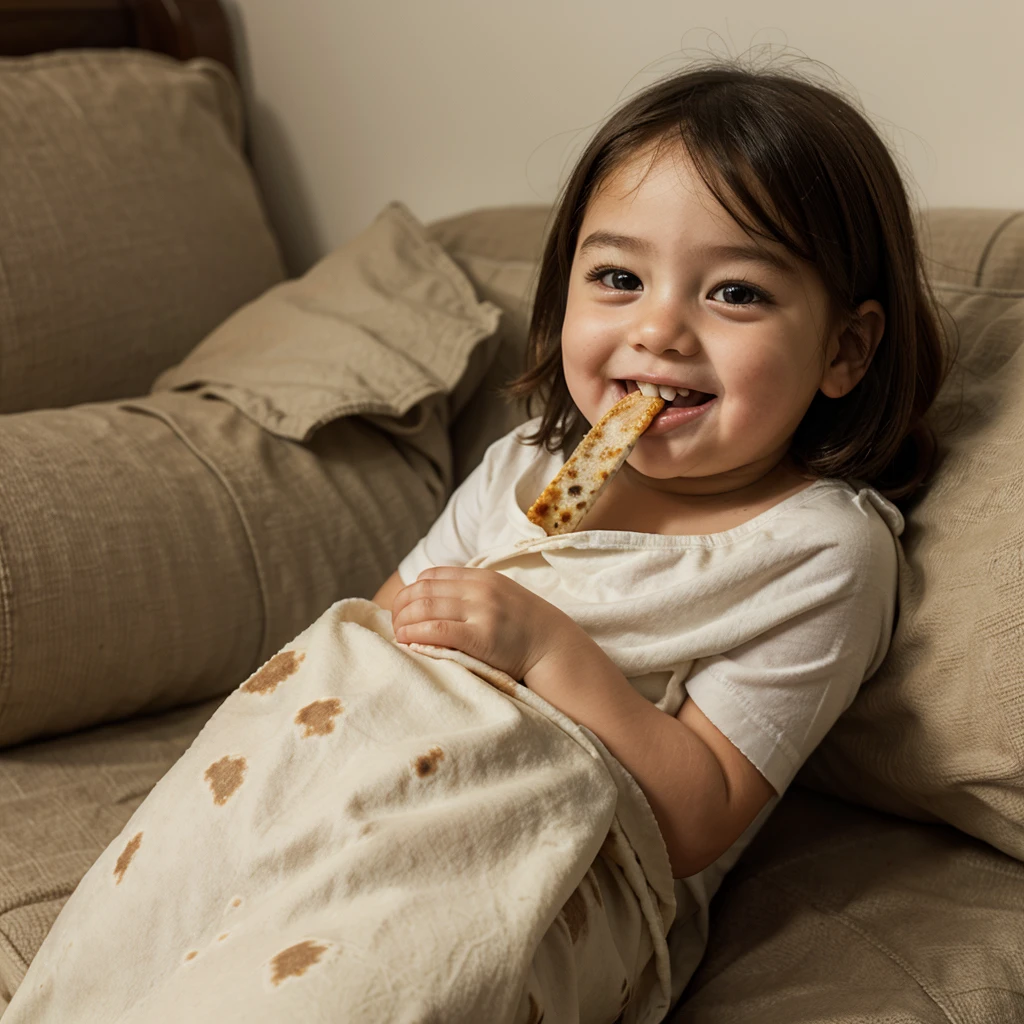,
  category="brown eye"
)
[710,283,764,305]
[598,269,642,291]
